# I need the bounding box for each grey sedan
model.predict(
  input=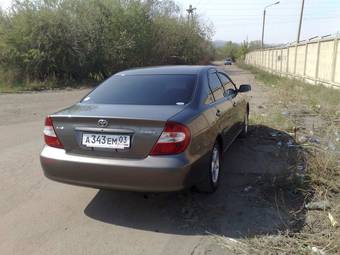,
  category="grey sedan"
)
[40,66,251,193]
